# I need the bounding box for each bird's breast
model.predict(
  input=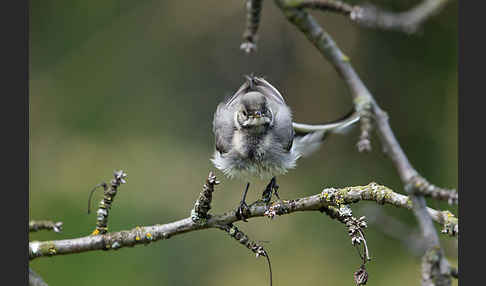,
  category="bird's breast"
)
[232,130,266,160]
